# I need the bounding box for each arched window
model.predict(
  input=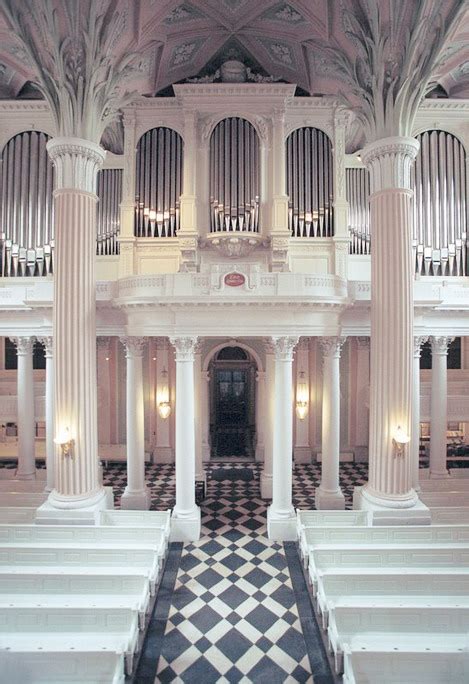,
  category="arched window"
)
[412,130,467,276]
[209,118,260,233]
[286,127,334,237]
[0,130,54,276]
[134,127,183,238]
[216,346,249,361]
